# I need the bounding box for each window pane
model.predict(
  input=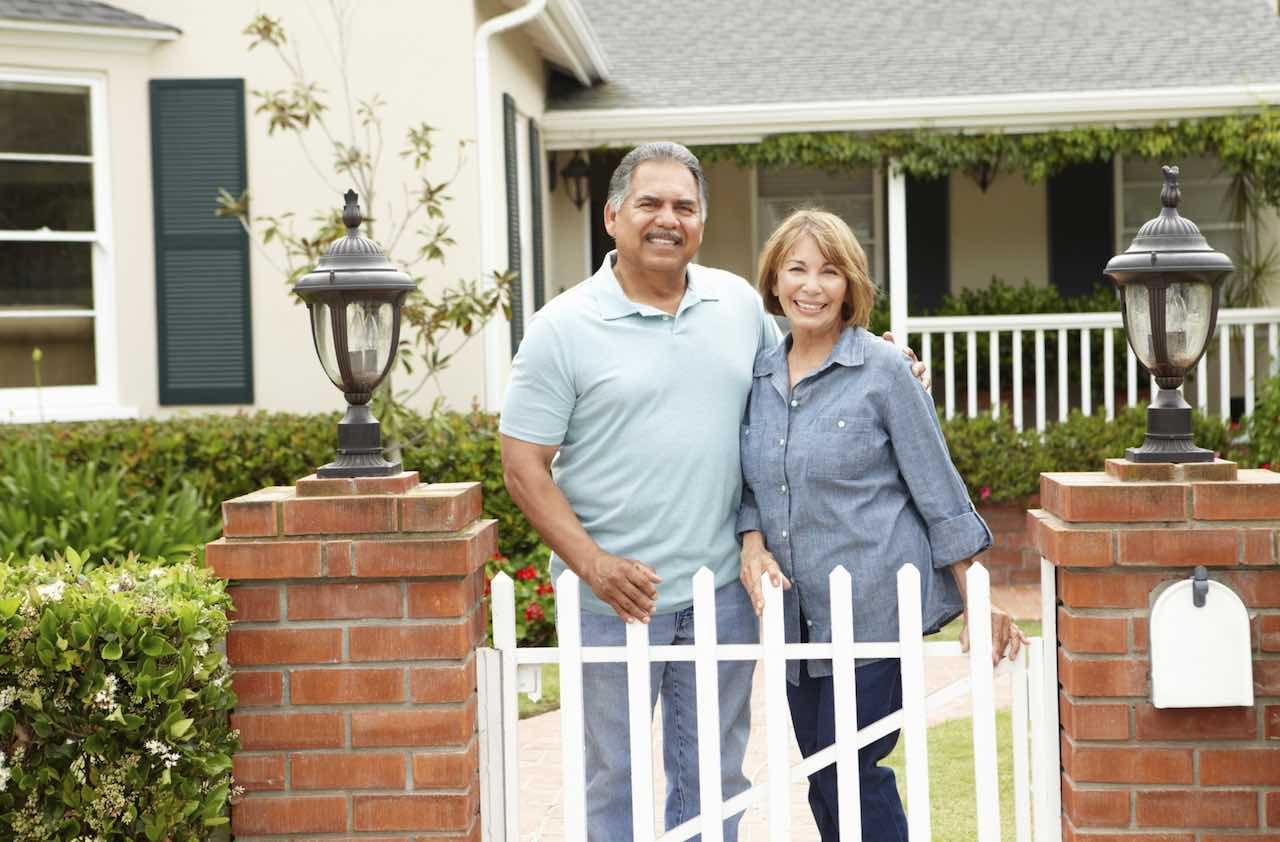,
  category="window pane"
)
[0,160,94,230]
[0,82,90,155]
[0,242,93,309]
[0,316,95,387]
